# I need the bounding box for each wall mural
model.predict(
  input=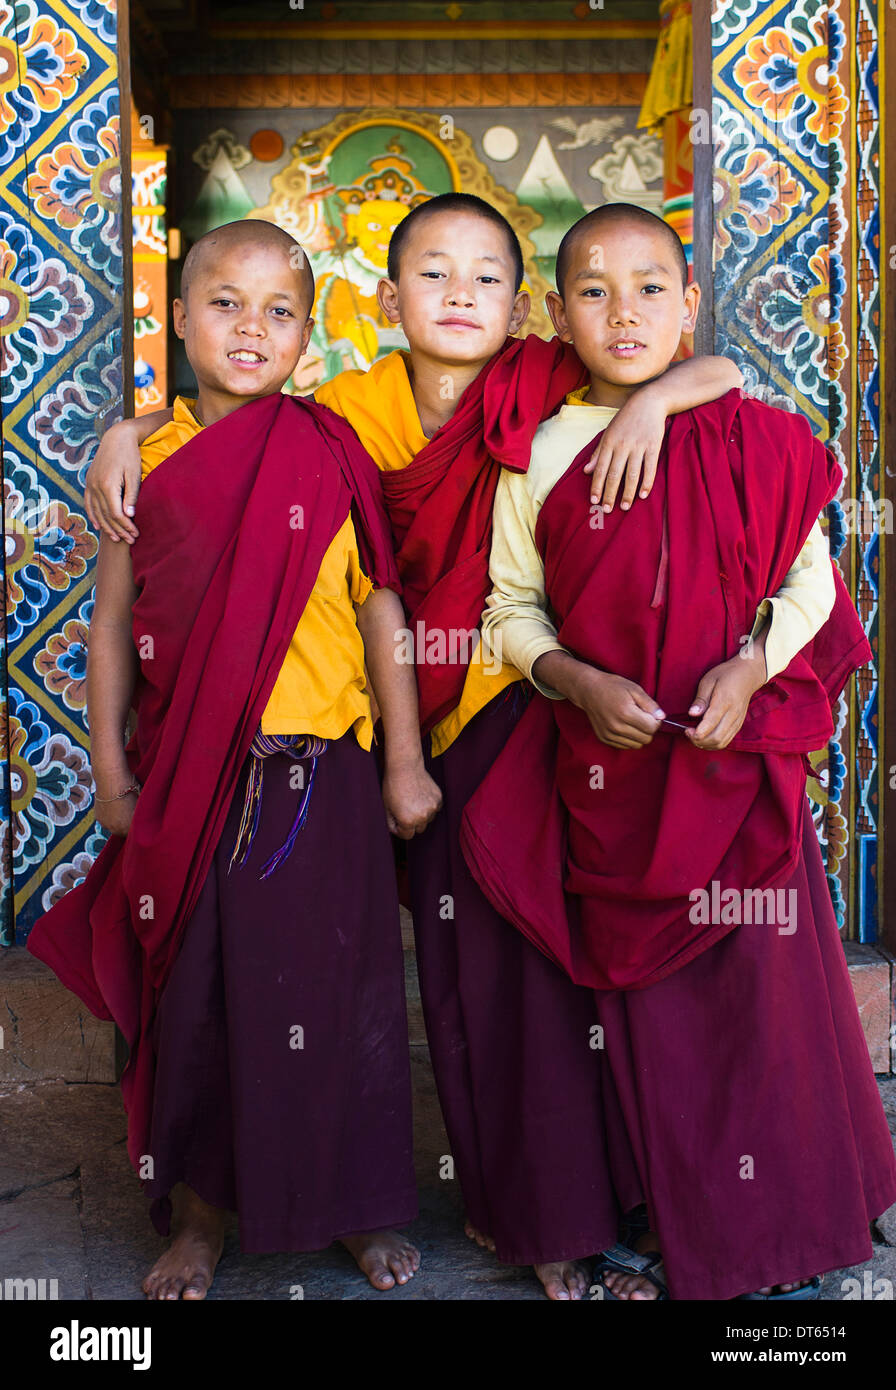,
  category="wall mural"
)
[173,105,661,394]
